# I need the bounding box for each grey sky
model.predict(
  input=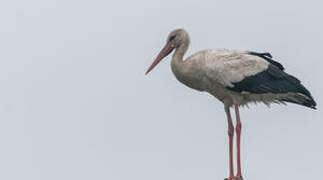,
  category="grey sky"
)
[0,0,322,180]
